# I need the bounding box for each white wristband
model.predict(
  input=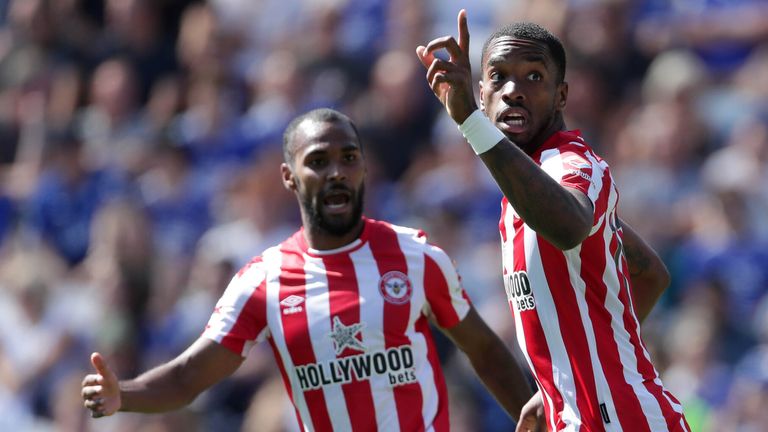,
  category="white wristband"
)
[458,110,505,155]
